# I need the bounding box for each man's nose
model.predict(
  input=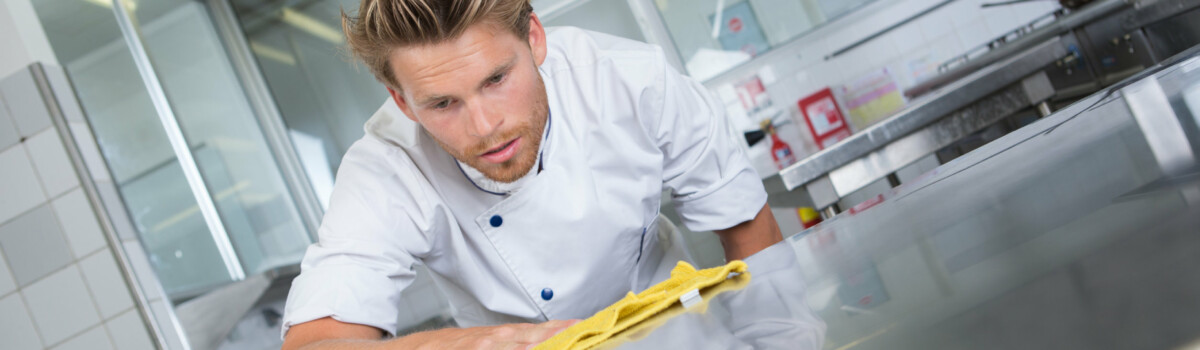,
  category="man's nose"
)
[467,102,501,137]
